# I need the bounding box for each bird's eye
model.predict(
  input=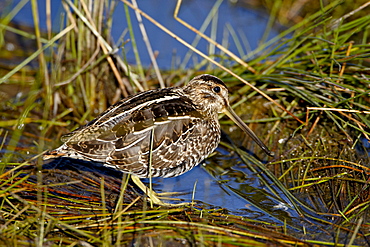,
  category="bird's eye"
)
[213,86,221,93]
